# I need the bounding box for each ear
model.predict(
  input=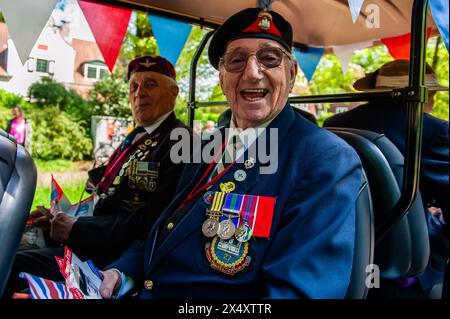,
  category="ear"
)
[171,84,179,98]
